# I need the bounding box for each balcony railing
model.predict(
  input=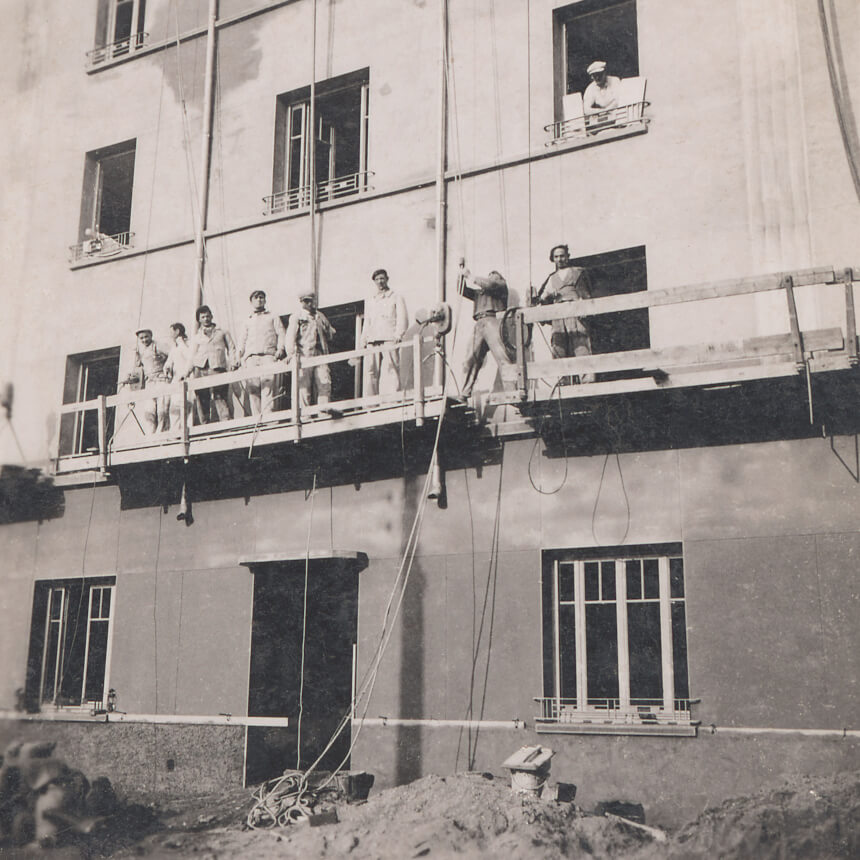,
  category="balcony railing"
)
[86,32,149,68]
[54,335,443,475]
[534,696,698,734]
[69,232,135,263]
[544,100,650,145]
[263,171,374,215]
